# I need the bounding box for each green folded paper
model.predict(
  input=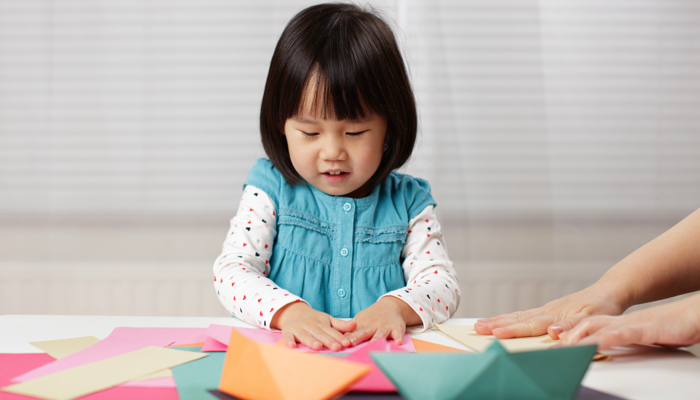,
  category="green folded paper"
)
[171,347,226,400]
[371,341,597,400]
